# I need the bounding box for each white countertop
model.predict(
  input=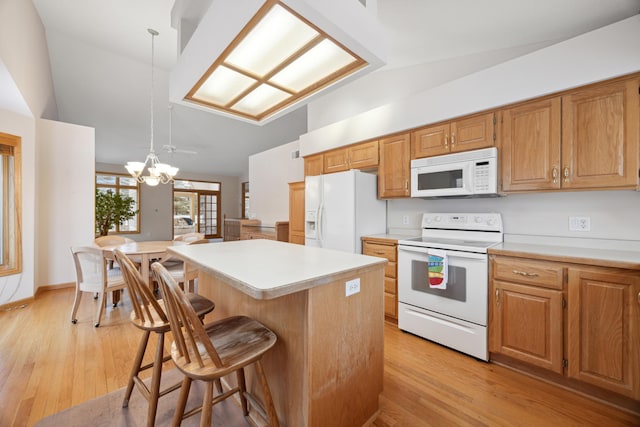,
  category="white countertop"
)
[490,241,640,269]
[167,239,387,299]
